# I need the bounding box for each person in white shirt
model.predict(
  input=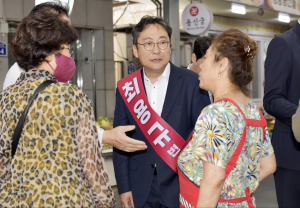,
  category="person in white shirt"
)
[2,1,146,153]
[113,15,211,208]
[2,62,25,90]
[188,36,213,103]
